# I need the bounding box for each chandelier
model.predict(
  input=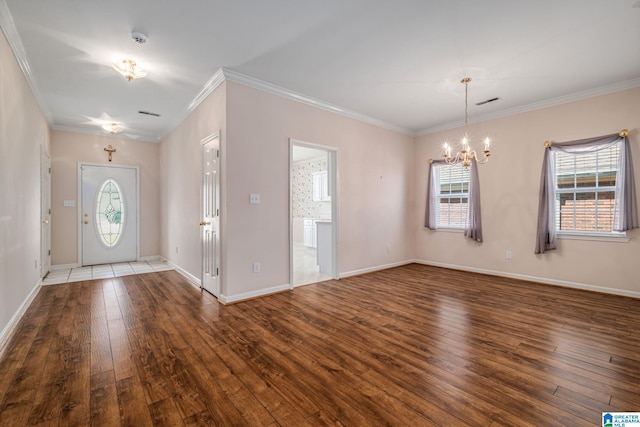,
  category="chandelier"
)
[443,77,491,167]
[112,59,147,81]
